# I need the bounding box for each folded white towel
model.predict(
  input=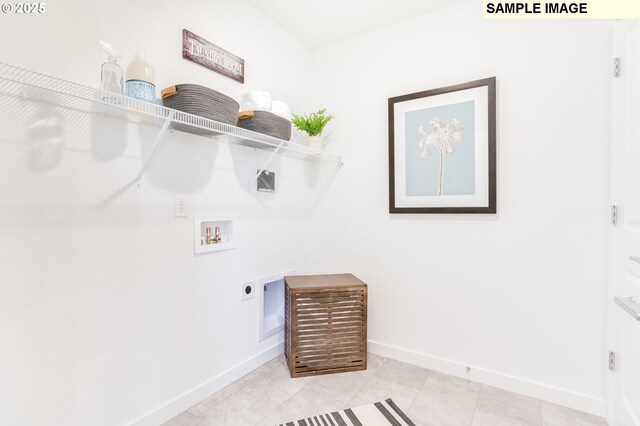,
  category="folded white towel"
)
[271,100,291,121]
[240,91,271,112]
